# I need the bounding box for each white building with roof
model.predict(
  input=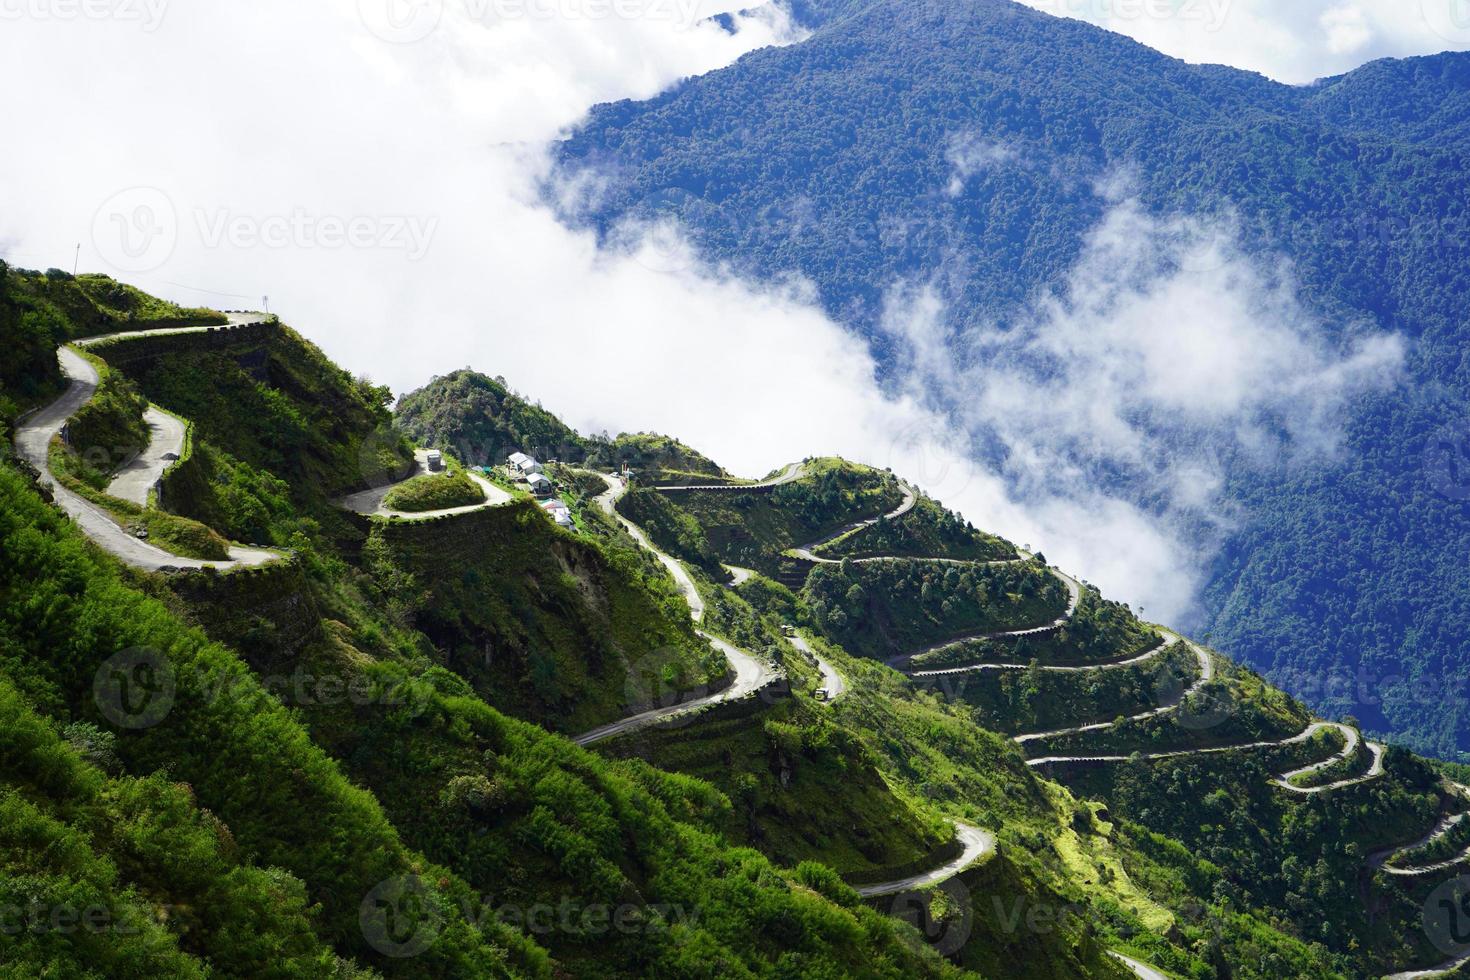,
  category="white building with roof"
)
[507,451,543,476]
